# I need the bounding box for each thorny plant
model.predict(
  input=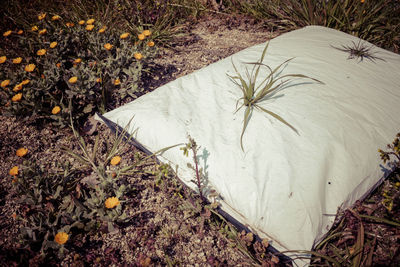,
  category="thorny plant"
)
[228,42,323,150]
[181,137,207,202]
[332,40,384,62]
